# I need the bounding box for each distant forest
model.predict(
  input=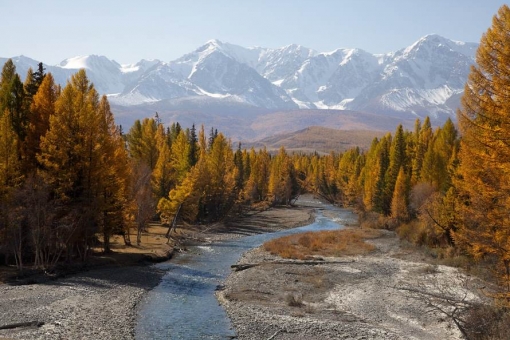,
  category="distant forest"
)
[1,4,510,306]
